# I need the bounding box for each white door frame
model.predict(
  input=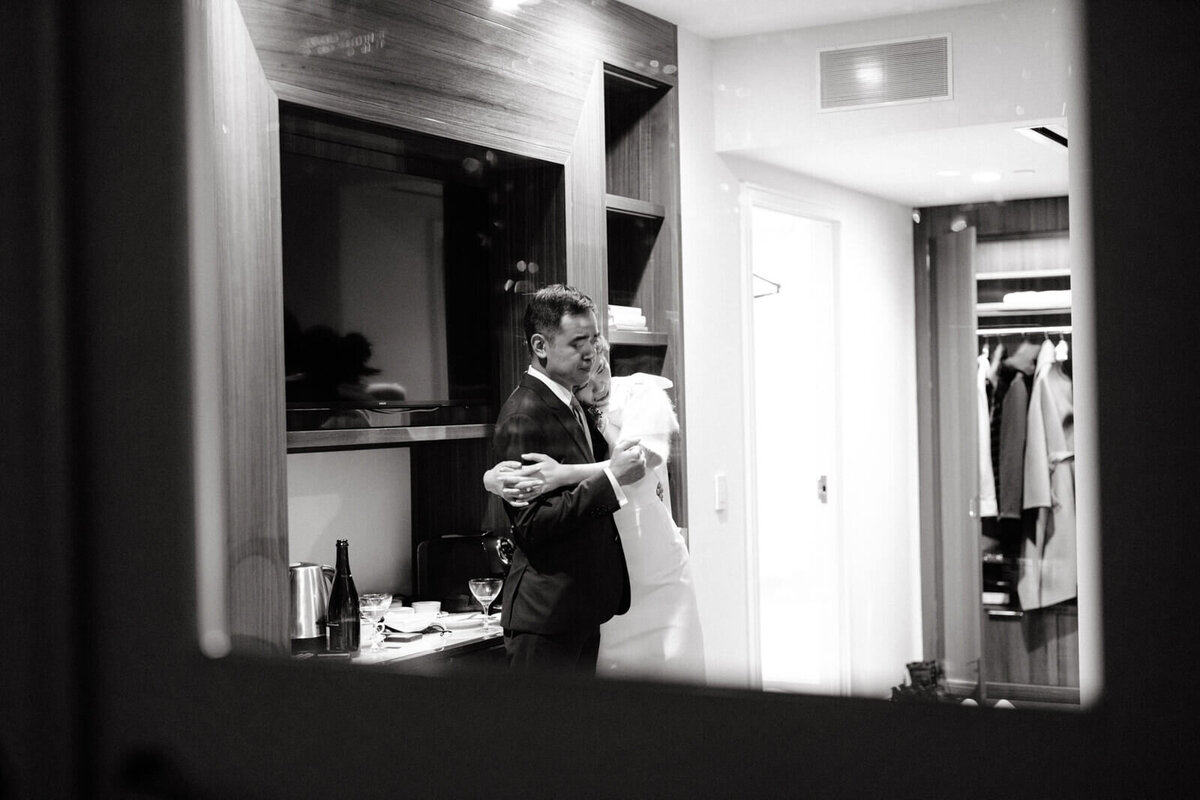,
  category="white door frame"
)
[739,183,850,695]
